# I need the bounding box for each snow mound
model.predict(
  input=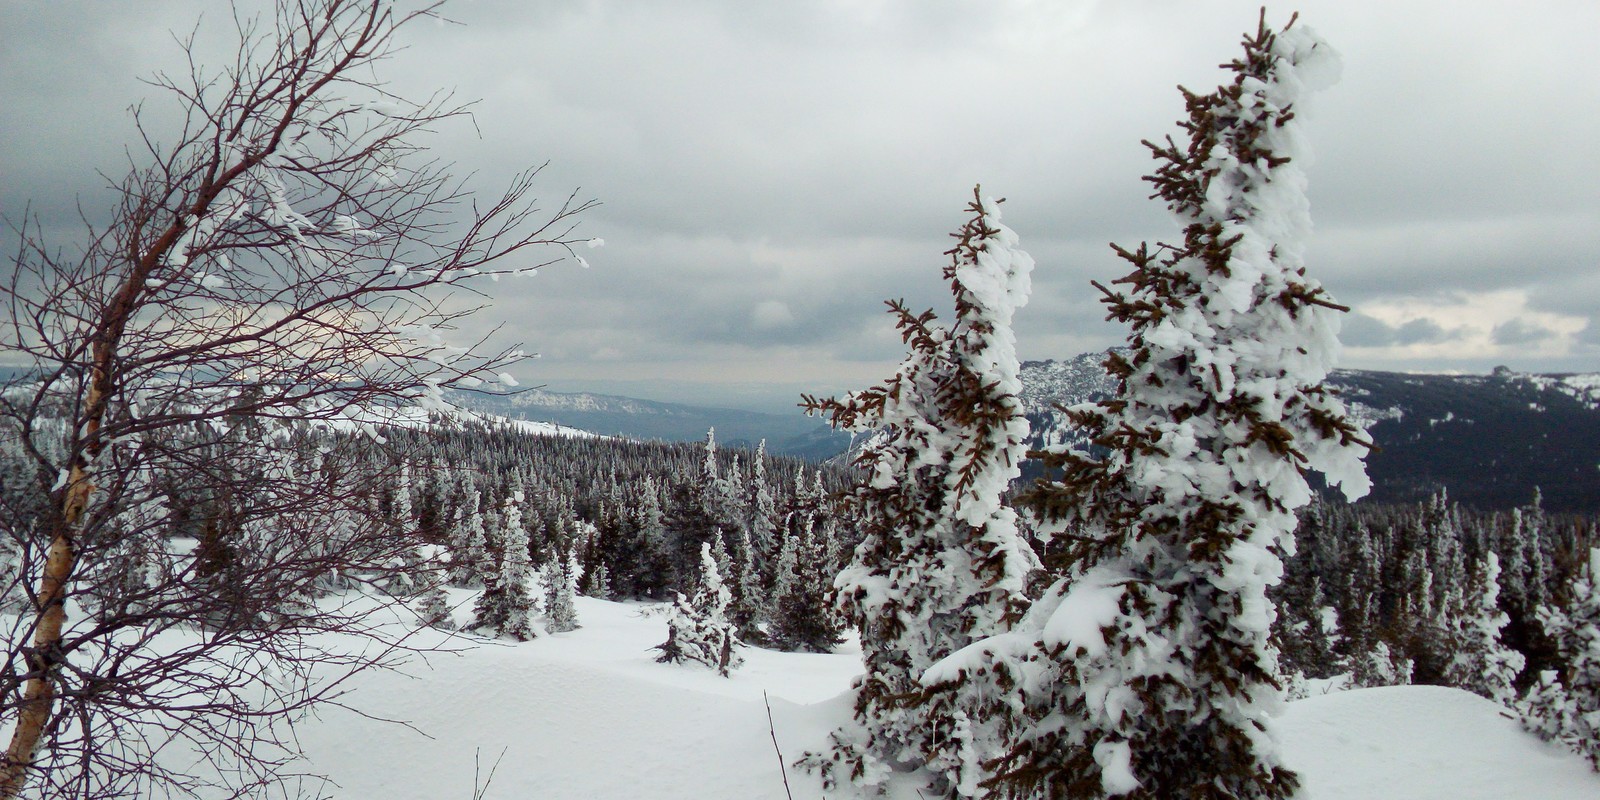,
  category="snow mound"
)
[1281,685,1598,800]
